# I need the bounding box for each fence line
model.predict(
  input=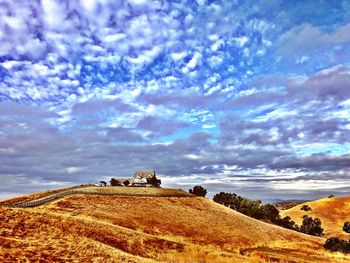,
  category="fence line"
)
[0,189,194,208]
